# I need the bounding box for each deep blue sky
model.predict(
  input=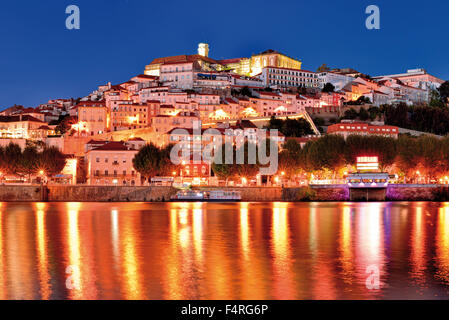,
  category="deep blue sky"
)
[1,0,448,110]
